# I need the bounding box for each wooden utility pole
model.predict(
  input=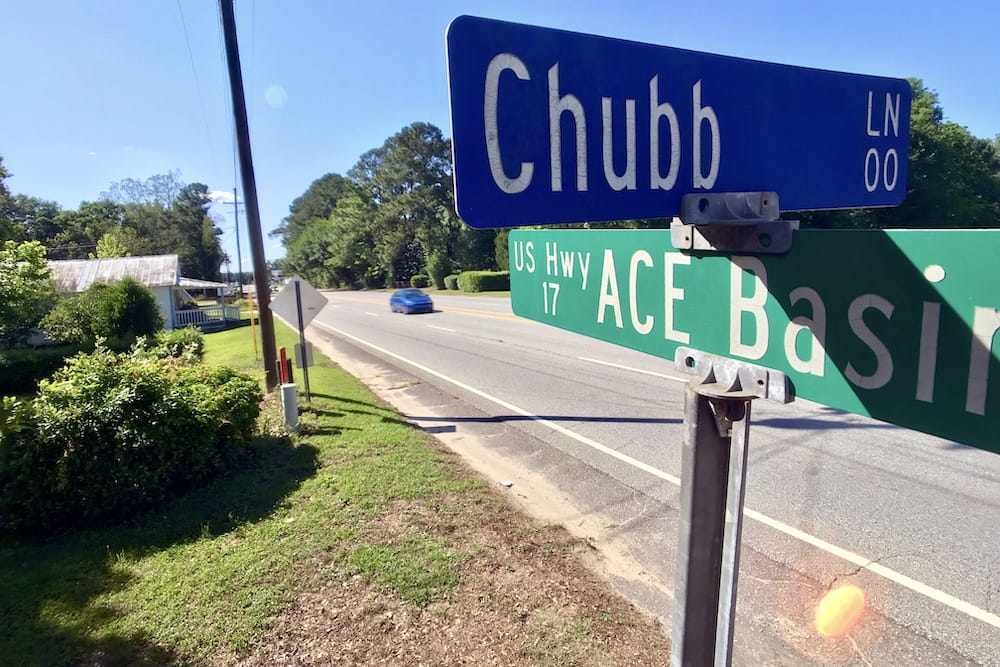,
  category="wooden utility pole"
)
[219,0,278,390]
